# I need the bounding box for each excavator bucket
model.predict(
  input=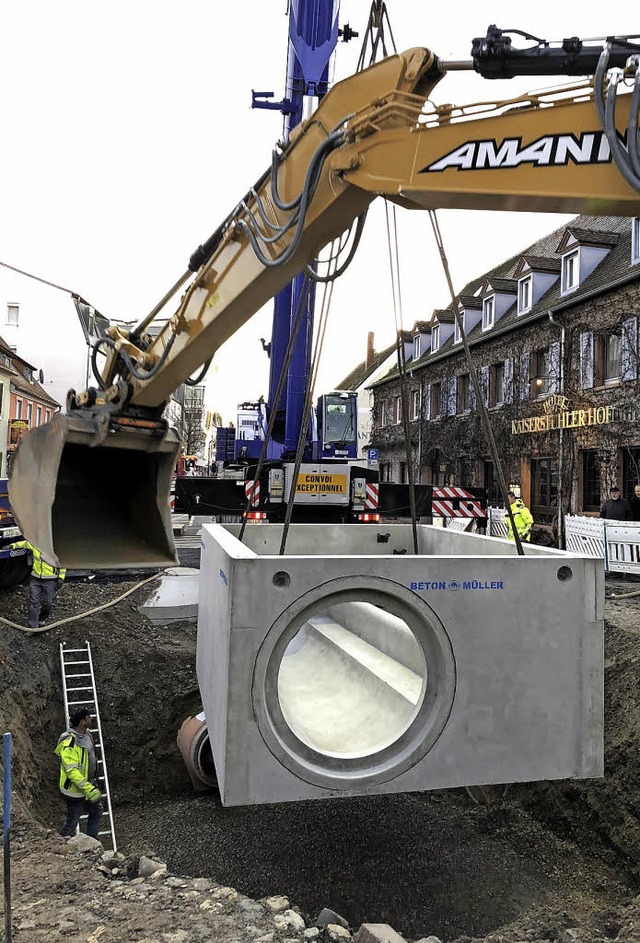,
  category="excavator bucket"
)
[9,413,180,570]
